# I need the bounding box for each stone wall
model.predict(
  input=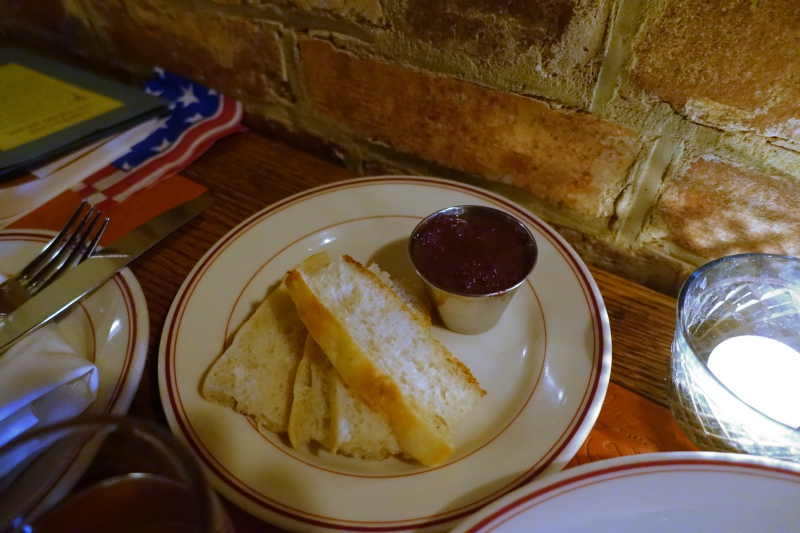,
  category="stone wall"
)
[3,0,799,295]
